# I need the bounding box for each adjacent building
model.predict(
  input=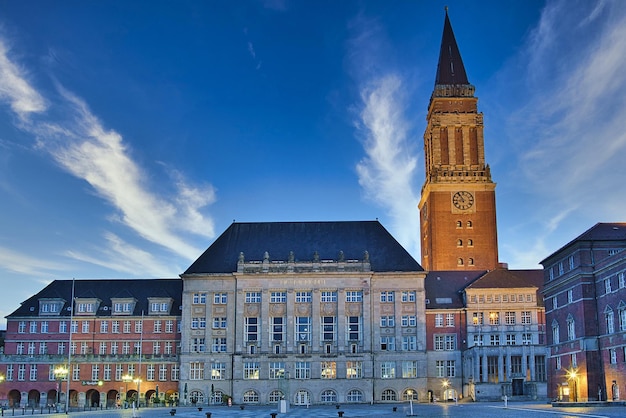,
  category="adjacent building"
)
[0,279,182,408]
[541,223,626,402]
